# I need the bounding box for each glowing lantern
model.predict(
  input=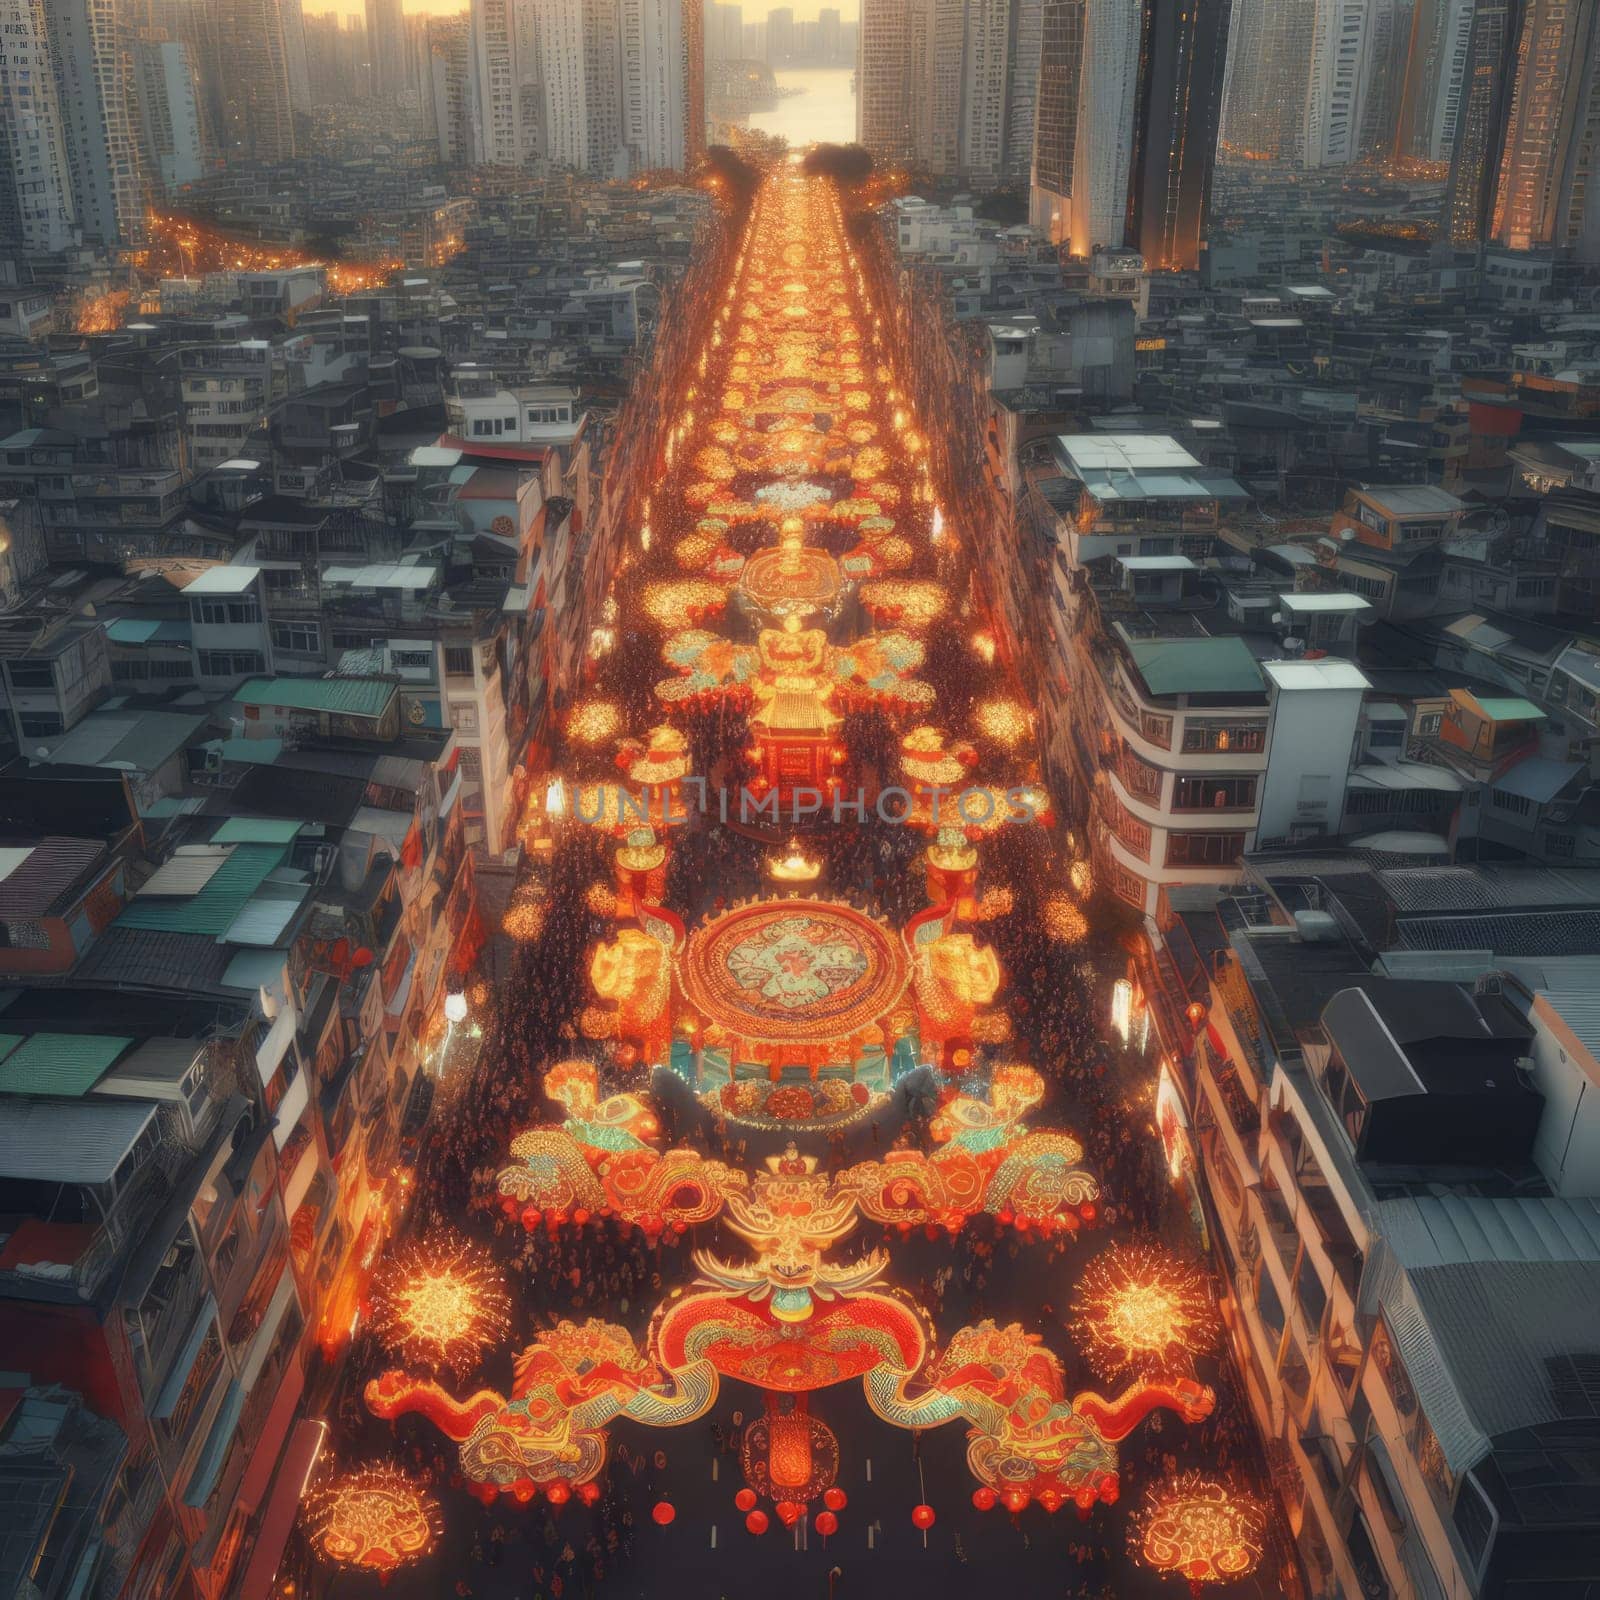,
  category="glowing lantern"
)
[546,777,567,817]
[745,1510,769,1536]
[652,1502,676,1526]
[302,1466,442,1576]
[735,1488,758,1513]
[443,991,468,1025]
[972,1487,997,1511]
[823,1487,847,1511]
[1111,978,1134,1045]
[911,1504,936,1530]
[1129,1474,1268,1595]
[815,1510,839,1537]
[1186,1000,1208,1028]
